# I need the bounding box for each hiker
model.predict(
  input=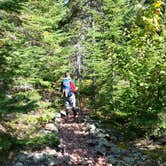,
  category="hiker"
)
[61,72,78,119]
